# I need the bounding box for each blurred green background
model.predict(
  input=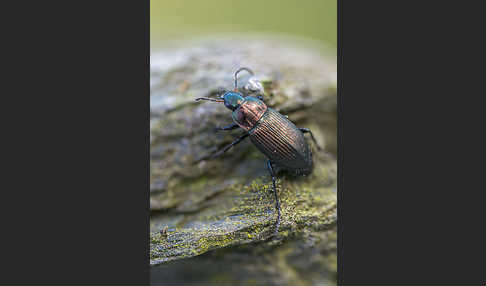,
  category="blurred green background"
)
[151,0,337,49]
